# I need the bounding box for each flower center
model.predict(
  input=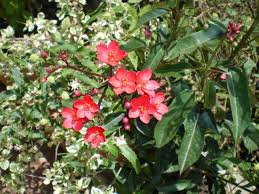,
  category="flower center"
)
[139,106,145,113]
[122,79,128,86]
[108,52,116,62]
